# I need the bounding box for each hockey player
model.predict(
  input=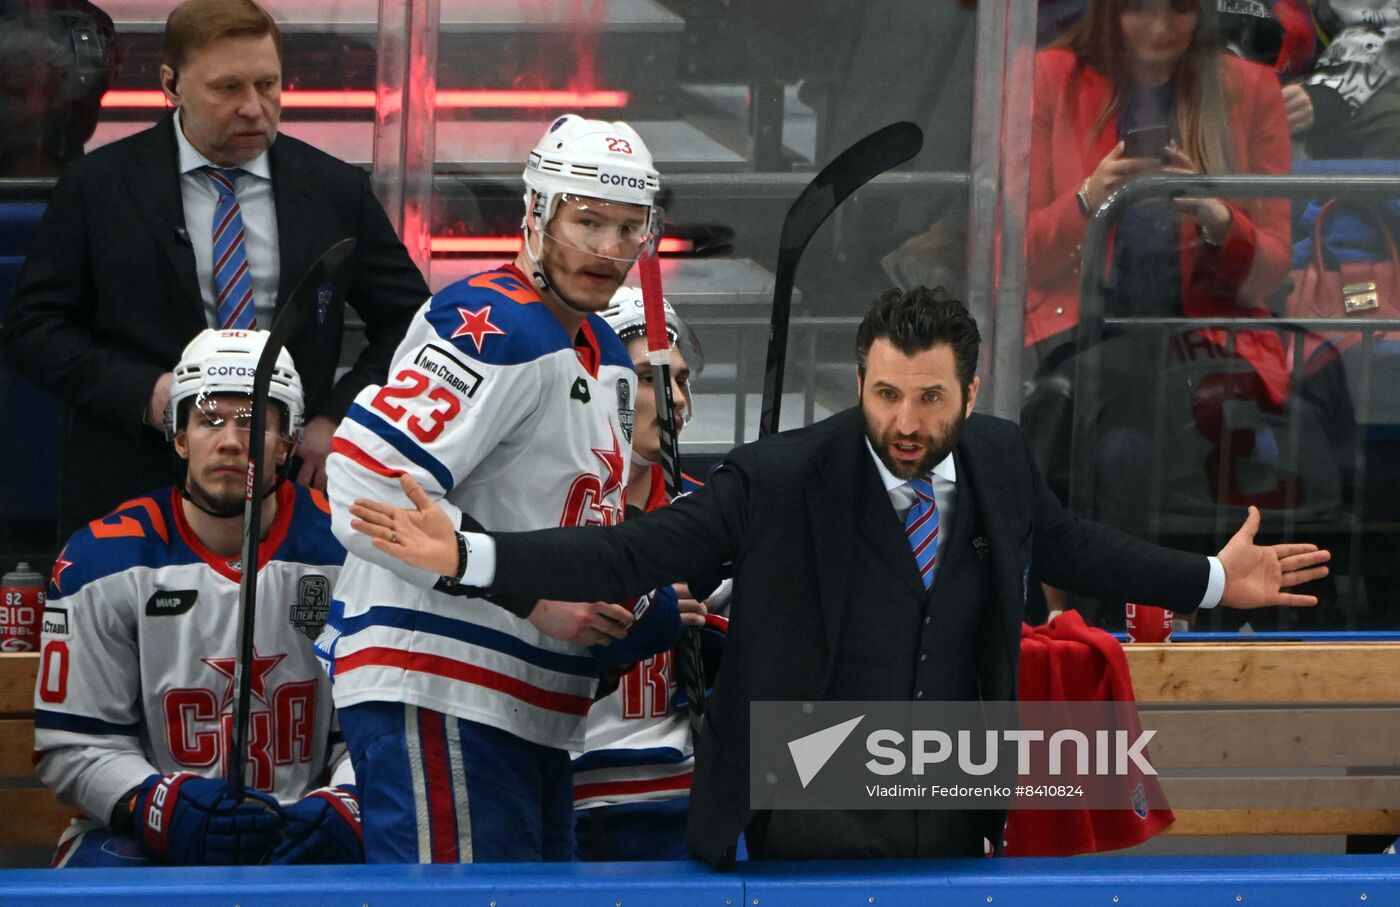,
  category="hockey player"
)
[34,329,360,867]
[323,115,681,863]
[571,290,731,861]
